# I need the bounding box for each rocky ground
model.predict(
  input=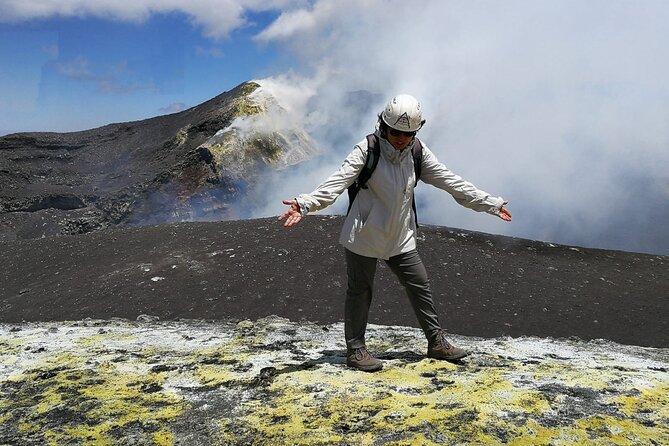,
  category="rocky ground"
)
[1,216,666,348]
[1,215,667,445]
[1,316,667,445]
